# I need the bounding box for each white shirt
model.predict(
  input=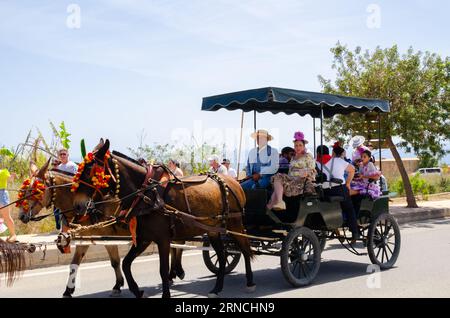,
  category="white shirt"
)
[209,164,228,175]
[246,145,279,176]
[316,157,350,184]
[227,167,237,179]
[58,161,78,174]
